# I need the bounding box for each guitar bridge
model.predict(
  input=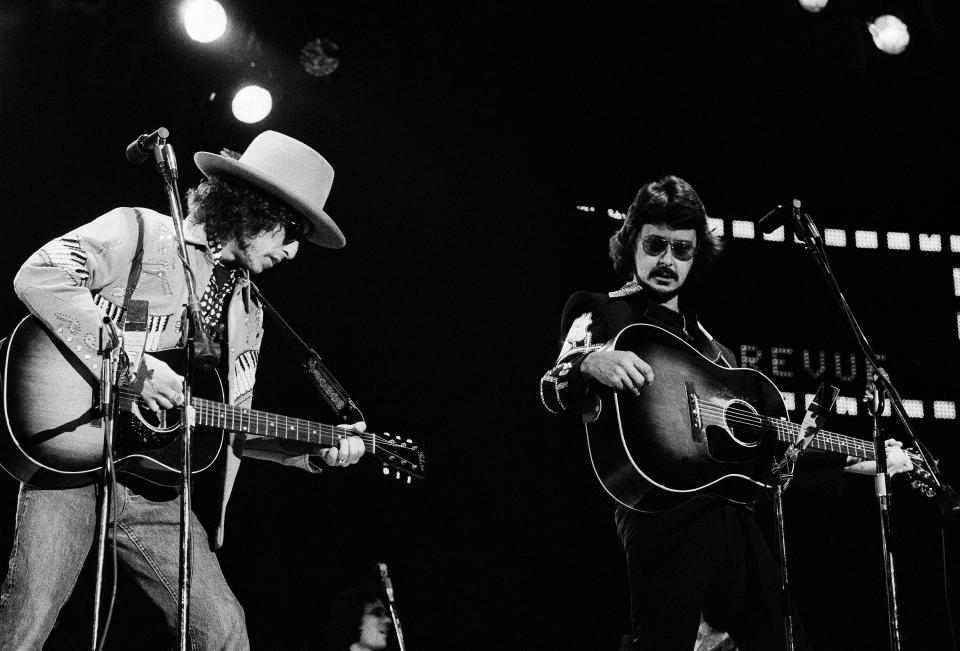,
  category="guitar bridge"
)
[686,382,704,442]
